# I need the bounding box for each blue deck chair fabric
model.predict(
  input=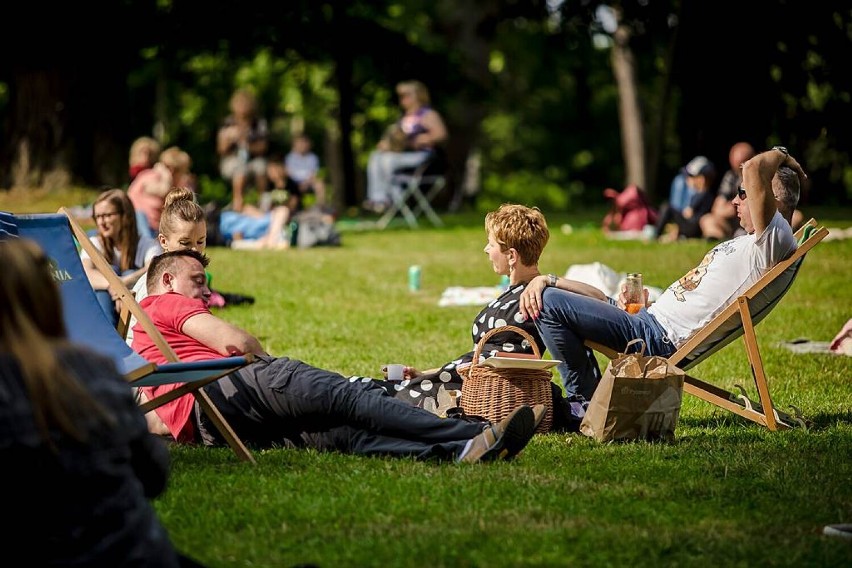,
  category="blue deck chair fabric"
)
[11,213,158,379]
[3,211,255,463]
[0,211,18,238]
